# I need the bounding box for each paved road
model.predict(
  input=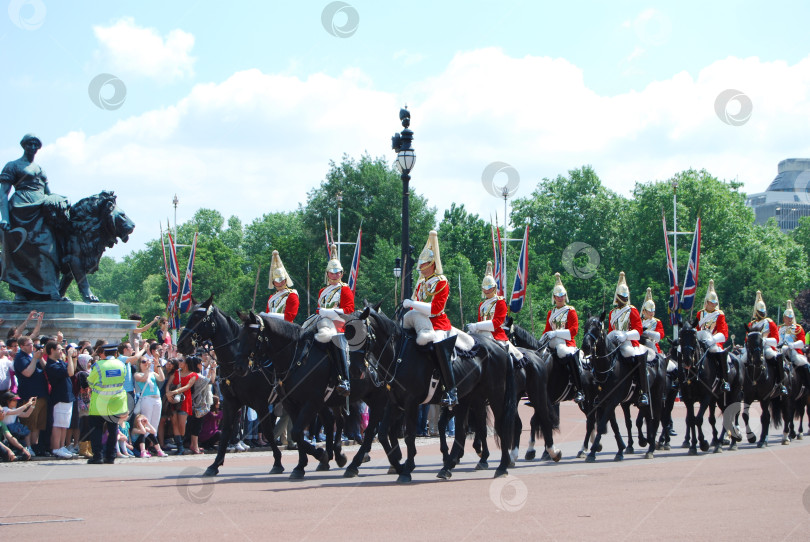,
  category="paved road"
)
[2,402,809,541]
